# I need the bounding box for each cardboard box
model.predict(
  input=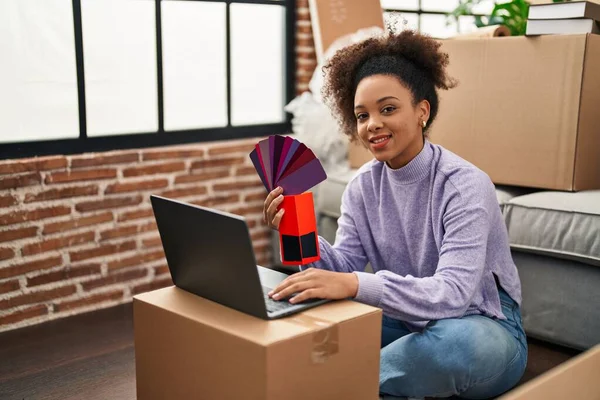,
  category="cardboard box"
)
[499,344,600,399]
[349,35,600,191]
[134,286,382,400]
[432,34,600,191]
[308,0,384,63]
